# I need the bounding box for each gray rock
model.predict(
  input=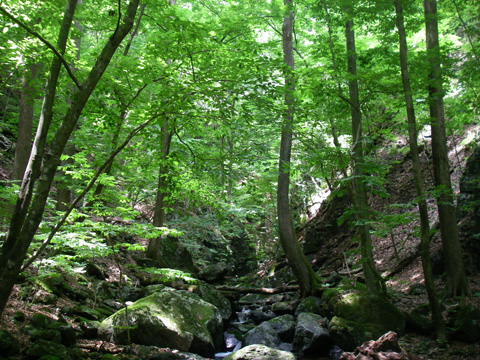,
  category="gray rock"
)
[271,301,297,315]
[198,262,230,283]
[98,290,223,357]
[293,312,332,356]
[244,322,281,349]
[147,234,197,274]
[323,289,405,351]
[223,344,296,360]
[192,281,232,320]
[267,314,295,342]
[295,296,323,316]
